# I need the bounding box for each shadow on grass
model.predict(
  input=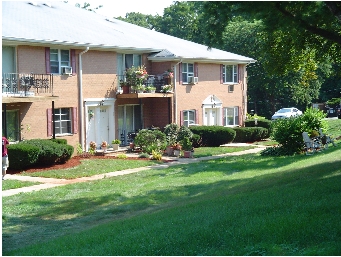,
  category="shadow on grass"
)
[3,146,341,254]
